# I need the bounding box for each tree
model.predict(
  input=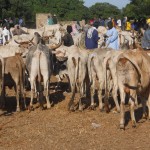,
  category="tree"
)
[123,0,150,18]
[89,3,121,19]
